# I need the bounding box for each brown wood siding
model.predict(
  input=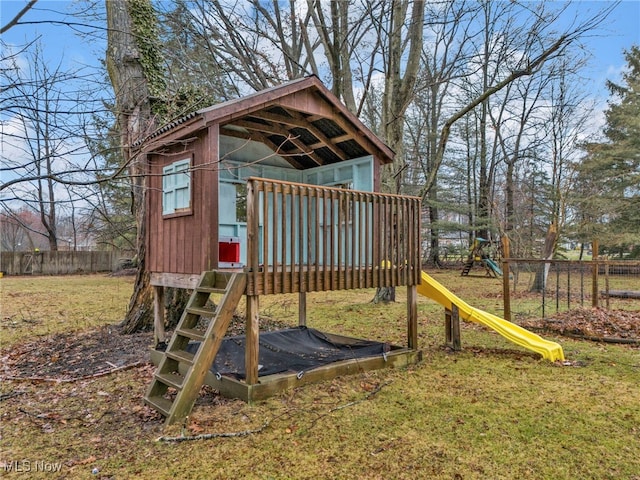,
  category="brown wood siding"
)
[147,153,161,273]
[373,155,382,192]
[147,131,217,275]
[276,90,334,118]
